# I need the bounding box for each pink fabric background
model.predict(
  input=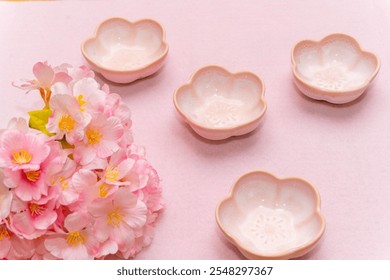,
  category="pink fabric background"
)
[1,0,390,259]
